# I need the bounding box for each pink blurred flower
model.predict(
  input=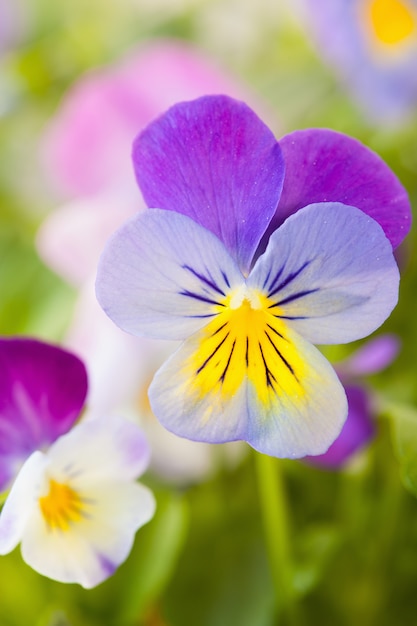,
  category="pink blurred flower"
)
[41,38,261,200]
